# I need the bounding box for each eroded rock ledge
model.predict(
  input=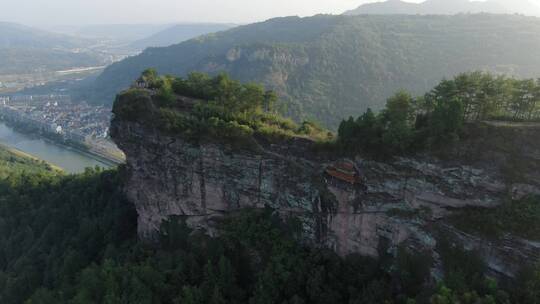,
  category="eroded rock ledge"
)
[111,91,540,278]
